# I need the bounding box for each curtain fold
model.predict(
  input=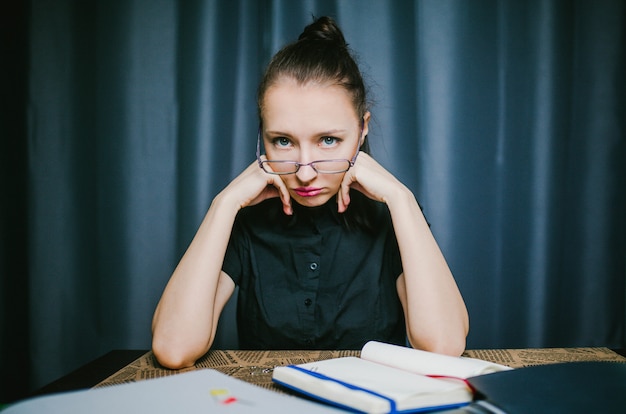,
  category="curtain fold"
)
[8,0,624,397]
